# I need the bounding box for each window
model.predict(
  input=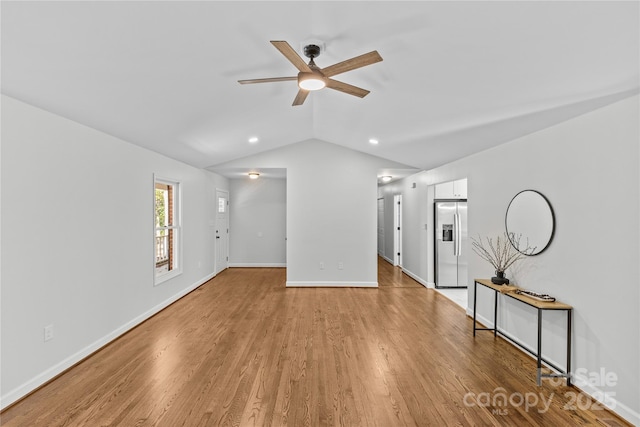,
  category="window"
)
[155,178,181,283]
